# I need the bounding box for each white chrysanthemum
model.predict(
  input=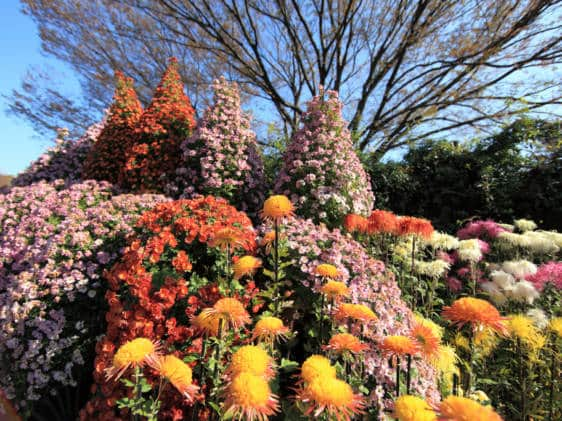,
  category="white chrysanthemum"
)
[502,260,538,280]
[514,219,537,232]
[507,280,540,304]
[414,259,451,278]
[526,308,549,329]
[457,239,482,262]
[490,270,516,290]
[498,223,515,231]
[522,231,559,254]
[497,232,531,248]
[536,230,562,248]
[425,231,460,250]
[480,282,507,306]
